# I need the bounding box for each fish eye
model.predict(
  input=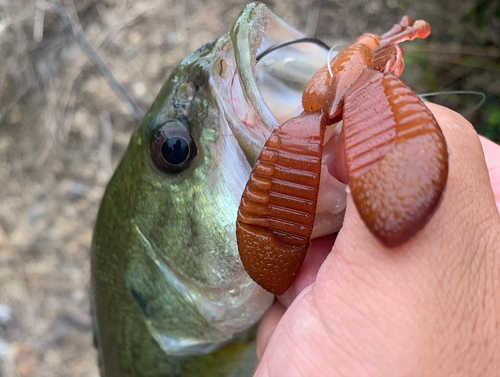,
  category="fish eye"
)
[149,120,197,174]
